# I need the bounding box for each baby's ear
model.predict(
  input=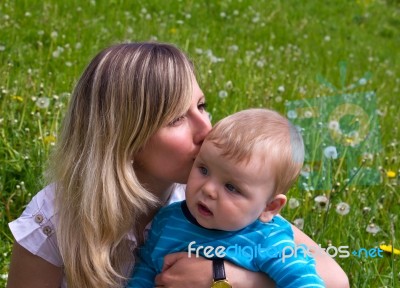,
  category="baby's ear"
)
[259,194,287,223]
